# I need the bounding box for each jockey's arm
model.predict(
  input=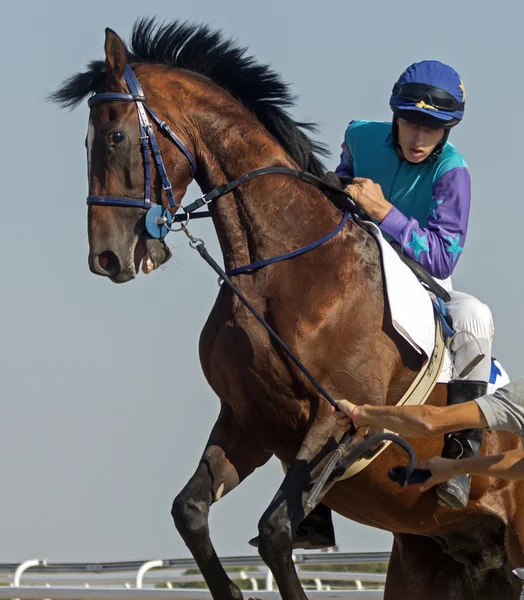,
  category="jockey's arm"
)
[347,165,471,280]
[377,165,471,280]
